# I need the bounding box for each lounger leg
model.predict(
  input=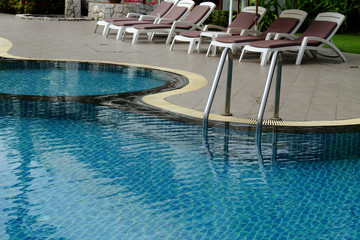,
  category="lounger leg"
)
[212,46,217,56]
[166,34,173,45]
[328,41,347,62]
[149,33,155,41]
[105,27,111,38]
[116,28,125,40]
[170,38,176,51]
[122,31,128,41]
[132,31,140,44]
[206,43,212,57]
[261,50,271,66]
[239,48,246,62]
[196,36,202,53]
[102,23,110,36]
[296,40,308,65]
[188,39,196,54]
[94,24,98,33]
